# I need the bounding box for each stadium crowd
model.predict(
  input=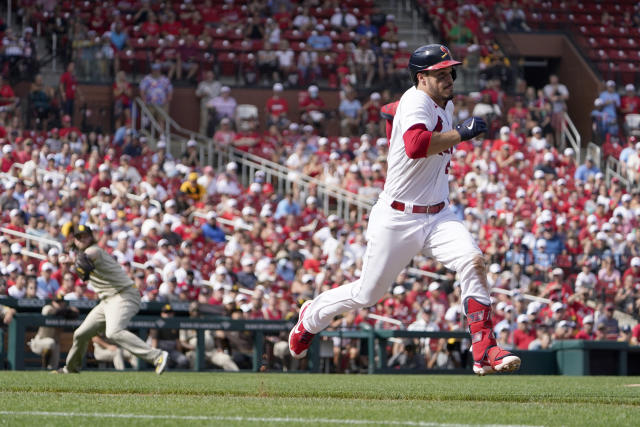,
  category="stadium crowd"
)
[0,0,639,372]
